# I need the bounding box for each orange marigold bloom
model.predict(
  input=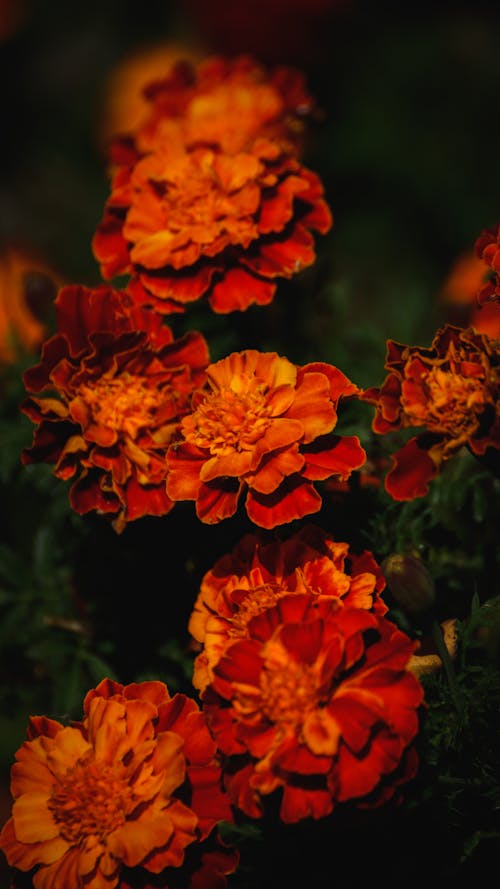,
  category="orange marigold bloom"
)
[92,132,332,315]
[21,284,209,532]
[440,249,500,339]
[202,595,423,822]
[115,54,316,157]
[0,245,61,364]
[189,524,387,692]
[475,222,500,306]
[362,324,500,500]
[166,350,366,528]
[0,680,235,889]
